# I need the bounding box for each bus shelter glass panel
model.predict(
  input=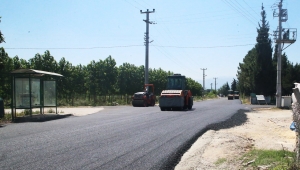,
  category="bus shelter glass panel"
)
[15,78,30,108]
[15,78,41,108]
[44,81,56,106]
[31,78,41,106]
